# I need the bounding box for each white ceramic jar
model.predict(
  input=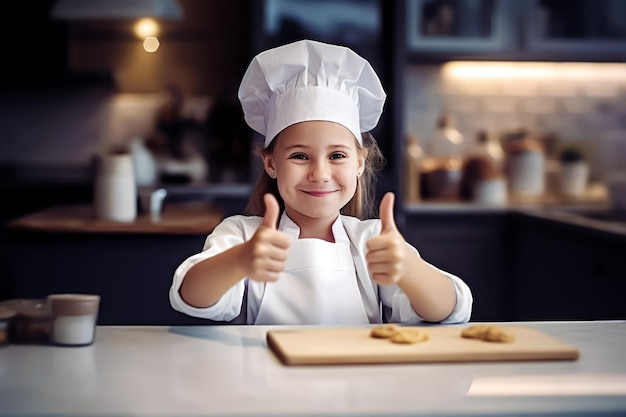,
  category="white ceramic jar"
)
[560,161,589,197]
[94,153,137,222]
[48,294,100,346]
[474,177,508,205]
[508,139,546,197]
